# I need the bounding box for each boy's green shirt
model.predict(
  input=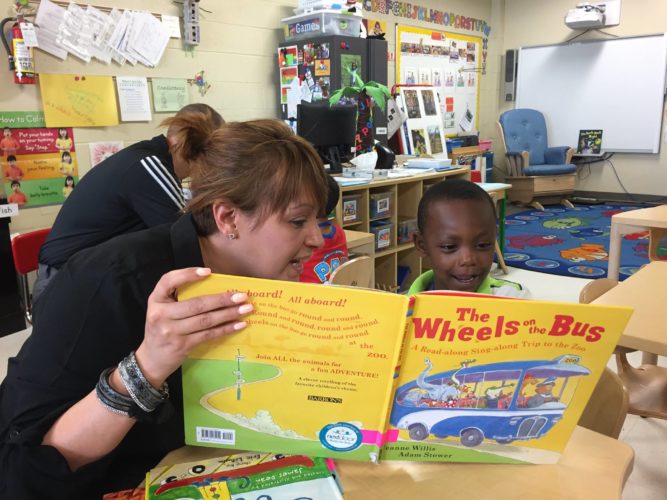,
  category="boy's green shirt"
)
[407,270,528,298]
